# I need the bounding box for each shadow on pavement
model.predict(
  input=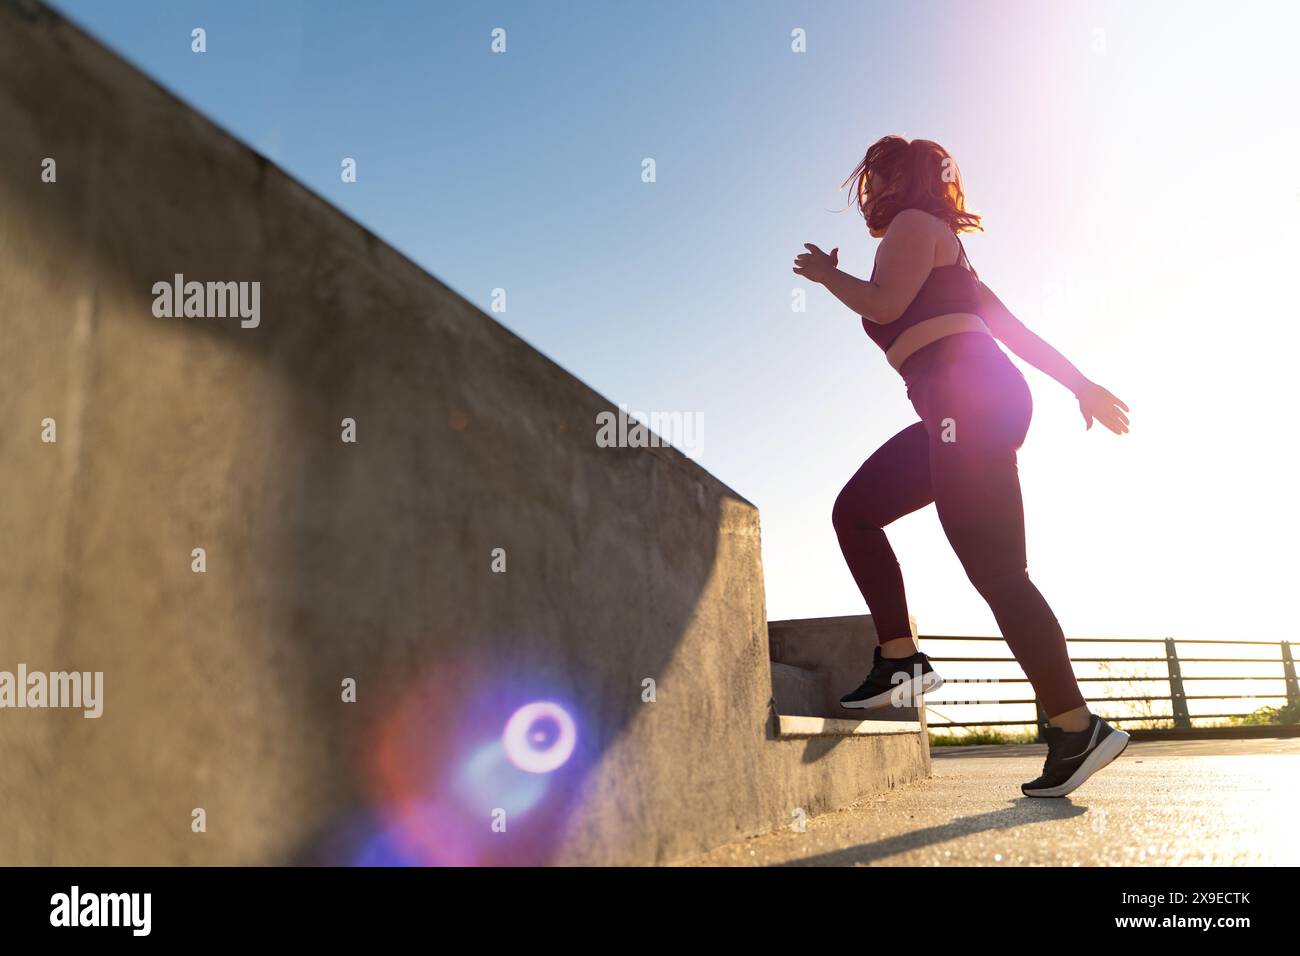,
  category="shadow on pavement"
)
[774,799,1089,866]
